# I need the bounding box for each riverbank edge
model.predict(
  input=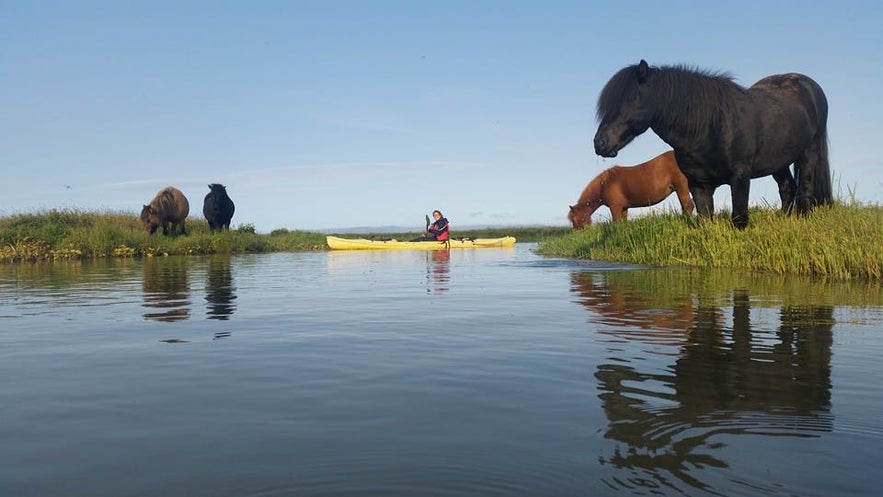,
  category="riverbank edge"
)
[2,204,881,281]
